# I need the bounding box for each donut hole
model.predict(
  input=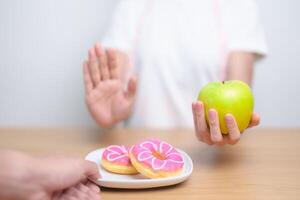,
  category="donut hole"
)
[152,150,166,160]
